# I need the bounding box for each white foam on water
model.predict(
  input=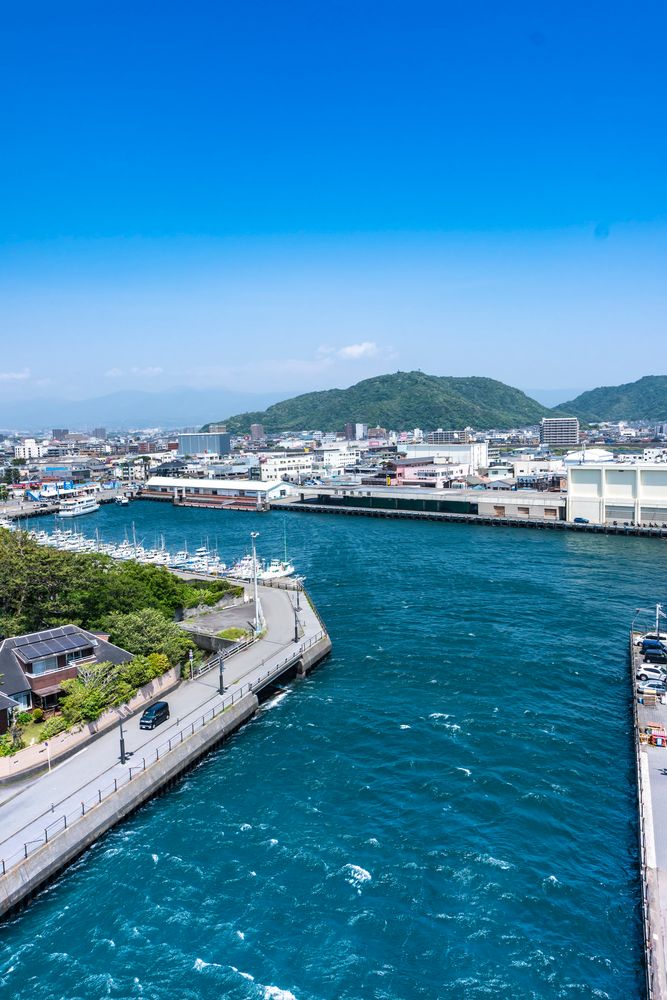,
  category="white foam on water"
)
[399,724,411,730]
[269,838,279,846]
[456,767,471,777]
[475,854,513,870]
[343,863,372,890]
[249,870,257,877]
[151,854,158,864]
[263,690,290,710]
[366,837,380,847]
[543,874,560,886]
[263,986,298,1000]
[236,930,245,940]
[231,966,255,981]
[193,958,221,971]
[240,823,252,832]
[429,712,450,719]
